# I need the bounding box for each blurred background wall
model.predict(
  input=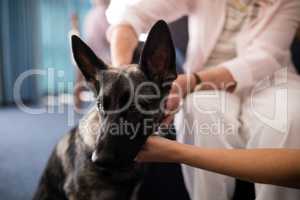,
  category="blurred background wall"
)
[0,0,90,106]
